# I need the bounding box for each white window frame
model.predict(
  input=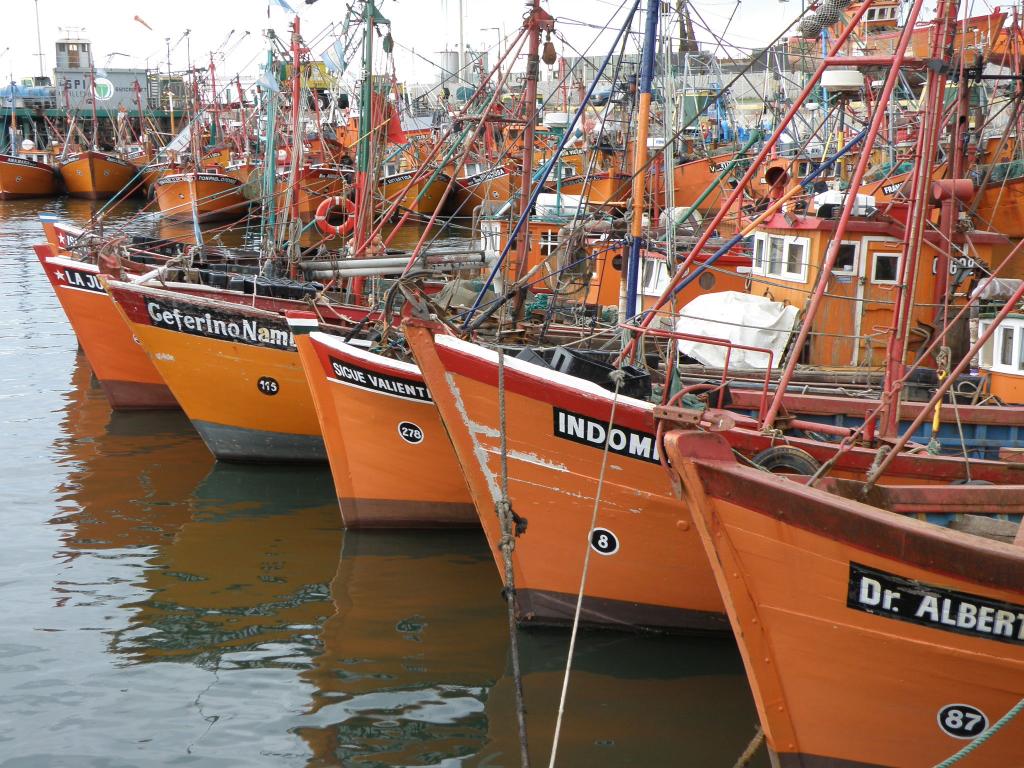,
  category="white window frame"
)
[752,233,766,273]
[783,237,810,282]
[981,317,1024,374]
[979,320,993,369]
[754,234,809,283]
[871,250,902,284]
[1000,325,1016,367]
[539,230,559,258]
[832,241,859,273]
[766,234,786,277]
